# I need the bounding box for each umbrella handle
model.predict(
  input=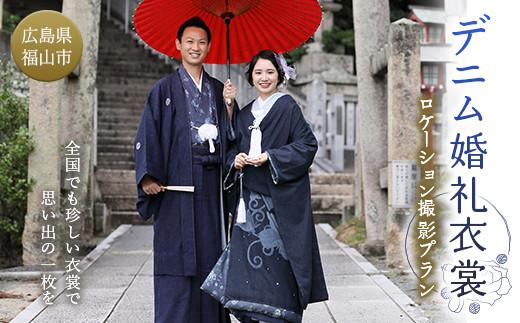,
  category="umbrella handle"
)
[226,16,231,79]
[221,11,234,80]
